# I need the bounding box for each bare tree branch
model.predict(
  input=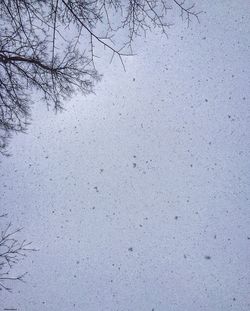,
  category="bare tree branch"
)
[0,0,200,155]
[0,217,37,292]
